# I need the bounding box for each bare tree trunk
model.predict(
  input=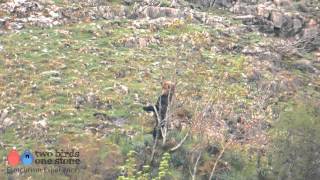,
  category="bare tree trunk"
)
[170,130,190,152]
[209,142,230,180]
[150,104,162,162]
[192,151,202,180]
